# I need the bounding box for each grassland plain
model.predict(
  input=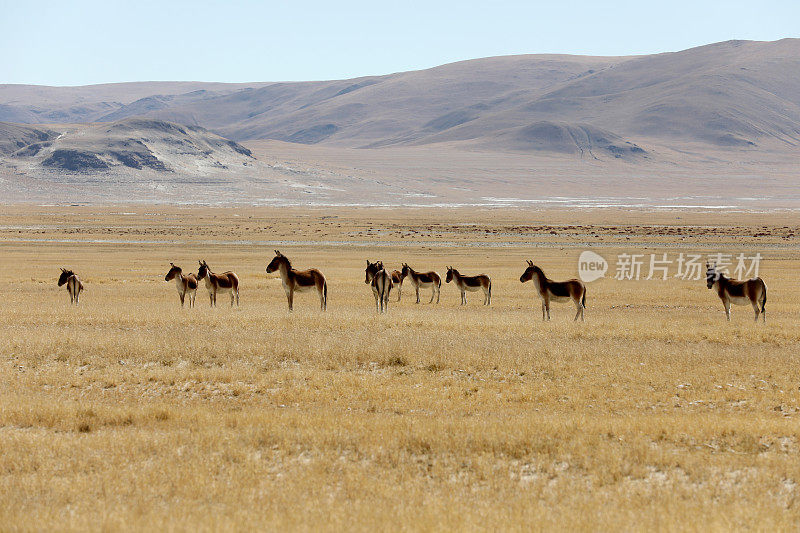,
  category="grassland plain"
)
[1,206,800,531]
